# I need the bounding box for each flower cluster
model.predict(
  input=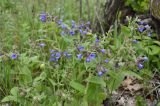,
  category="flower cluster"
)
[137,21,152,37]
[137,56,149,70]
[40,13,46,22]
